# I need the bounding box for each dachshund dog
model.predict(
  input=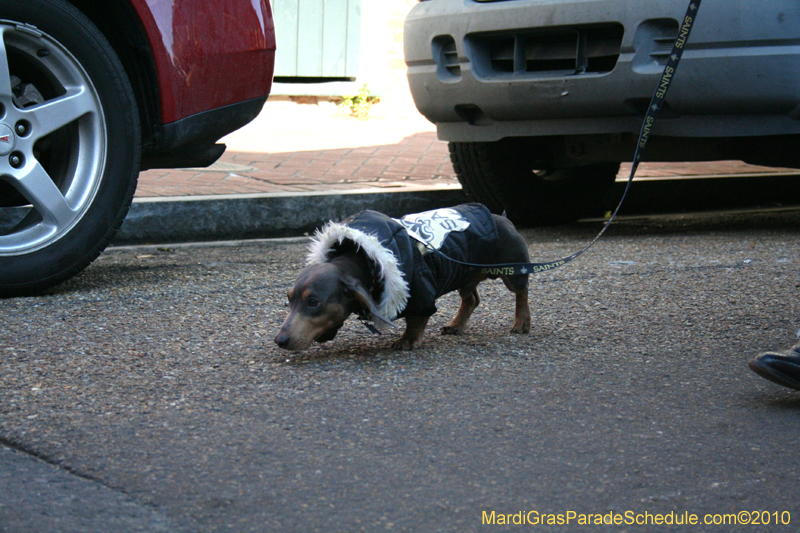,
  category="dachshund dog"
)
[275,203,530,351]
